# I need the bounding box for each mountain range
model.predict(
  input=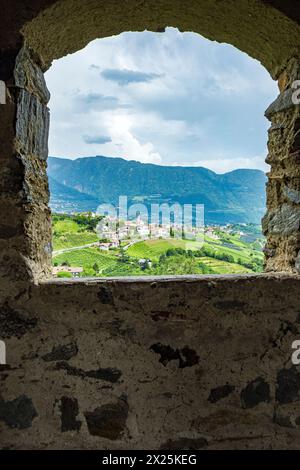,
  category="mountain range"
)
[48,156,266,224]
